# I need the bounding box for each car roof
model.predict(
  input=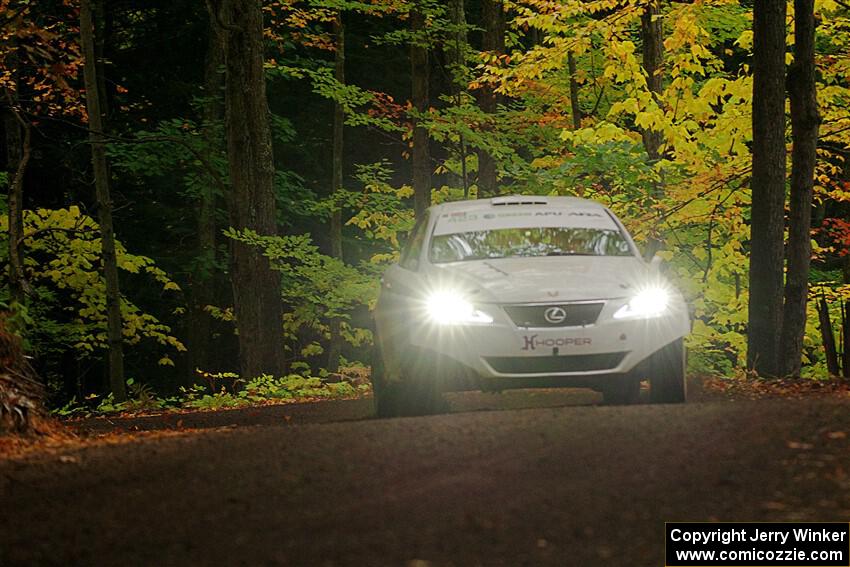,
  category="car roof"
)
[430,195,607,214]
